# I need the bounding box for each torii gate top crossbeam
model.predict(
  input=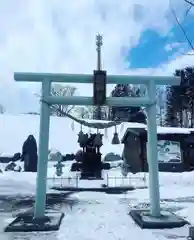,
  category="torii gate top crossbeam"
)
[14,72,180,86]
